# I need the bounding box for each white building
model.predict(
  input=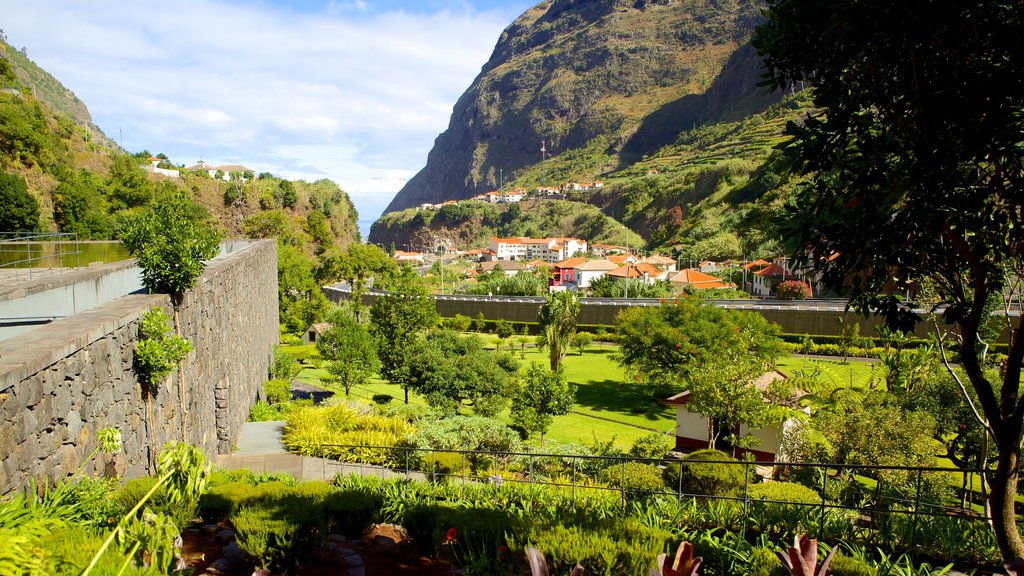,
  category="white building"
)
[487,236,588,263]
